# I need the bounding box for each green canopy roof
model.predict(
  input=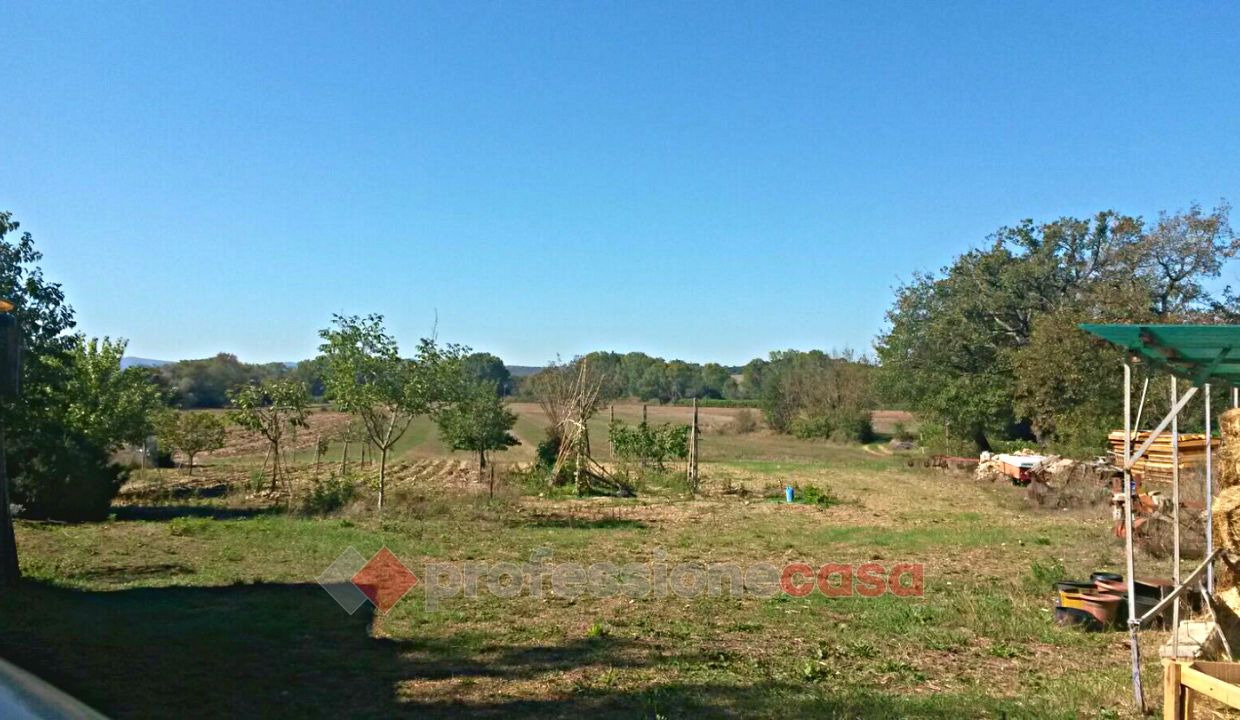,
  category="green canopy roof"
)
[1079,323,1240,386]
